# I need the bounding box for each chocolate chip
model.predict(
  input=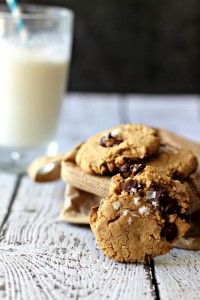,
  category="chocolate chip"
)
[100,136,110,147]
[178,214,189,222]
[119,162,145,178]
[100,133,123,147]
[130,163,146,175]
[124,179,142,194]
[100,137,106,147]
[149,188,180,215]
[155,189,167,202]
[156,190,179,214]
[110,137,123,146]
[119,160,133,177]
[161,222,178,241]
[150,182,159,190]
[120,160,132,173]
[163,198,180,215]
